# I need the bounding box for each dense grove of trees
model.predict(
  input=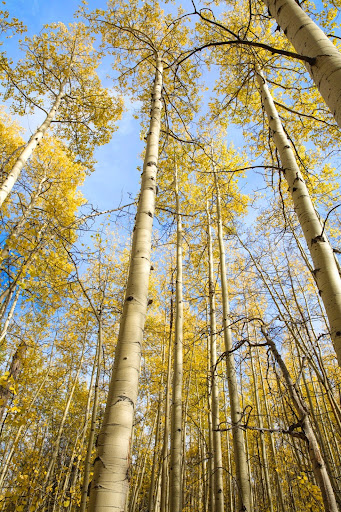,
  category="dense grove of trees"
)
[0,0,341,511]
